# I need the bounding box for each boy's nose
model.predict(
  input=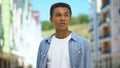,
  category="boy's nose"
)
[60,16,65,21]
